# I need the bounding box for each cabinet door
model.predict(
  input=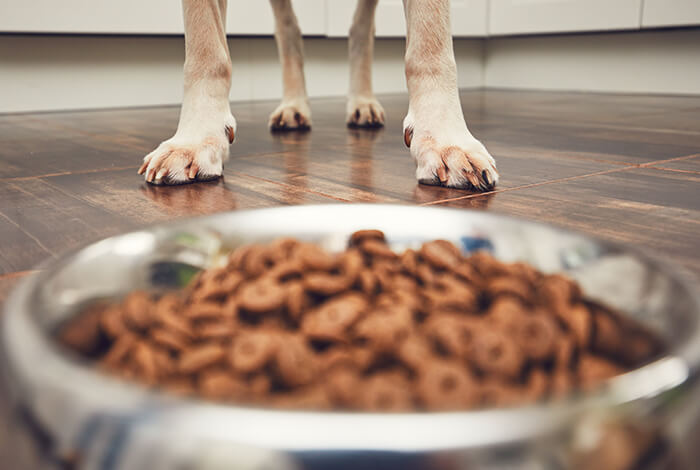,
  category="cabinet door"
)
[0,0,326,35]
[642,0,700,28]
[489,0,642,35]
[228,0,327,35]
[325,0,487,38]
